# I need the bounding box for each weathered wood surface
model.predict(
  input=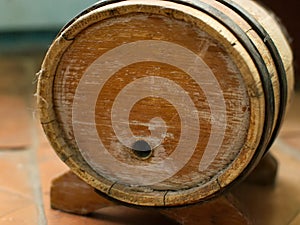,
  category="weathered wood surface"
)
[38,0,294,207]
